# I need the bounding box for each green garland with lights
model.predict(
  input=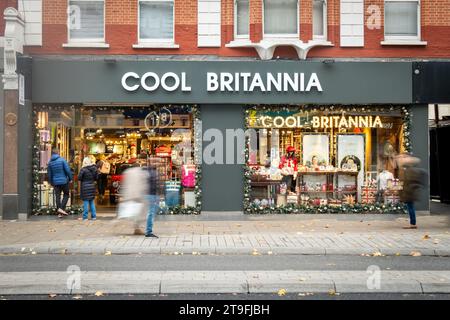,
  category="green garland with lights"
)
[243,105,412,214]
[31,104,201,216]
